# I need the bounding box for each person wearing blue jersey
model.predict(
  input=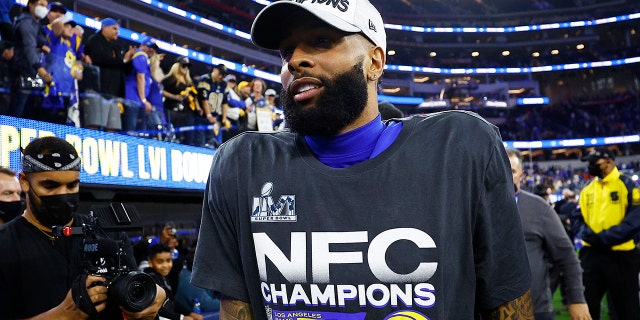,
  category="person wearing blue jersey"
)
[43,3,86,63]
[192,0,533,319]
[39,16,81,124]
[123,37,159,132]
[0,0,12,41]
